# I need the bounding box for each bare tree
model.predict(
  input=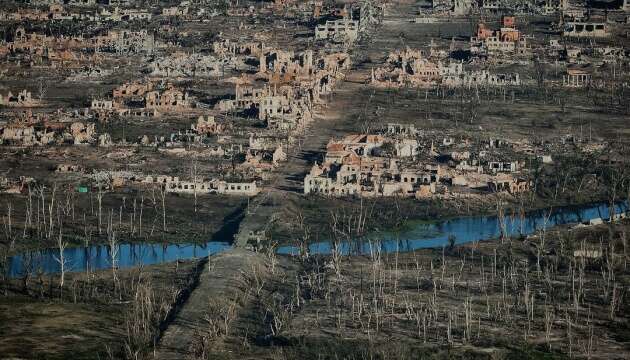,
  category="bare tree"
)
[108,210,119,295]
[190,156,199,213]
[53,228,68,298]
[158,185,167,233]
[96,184,105,235]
